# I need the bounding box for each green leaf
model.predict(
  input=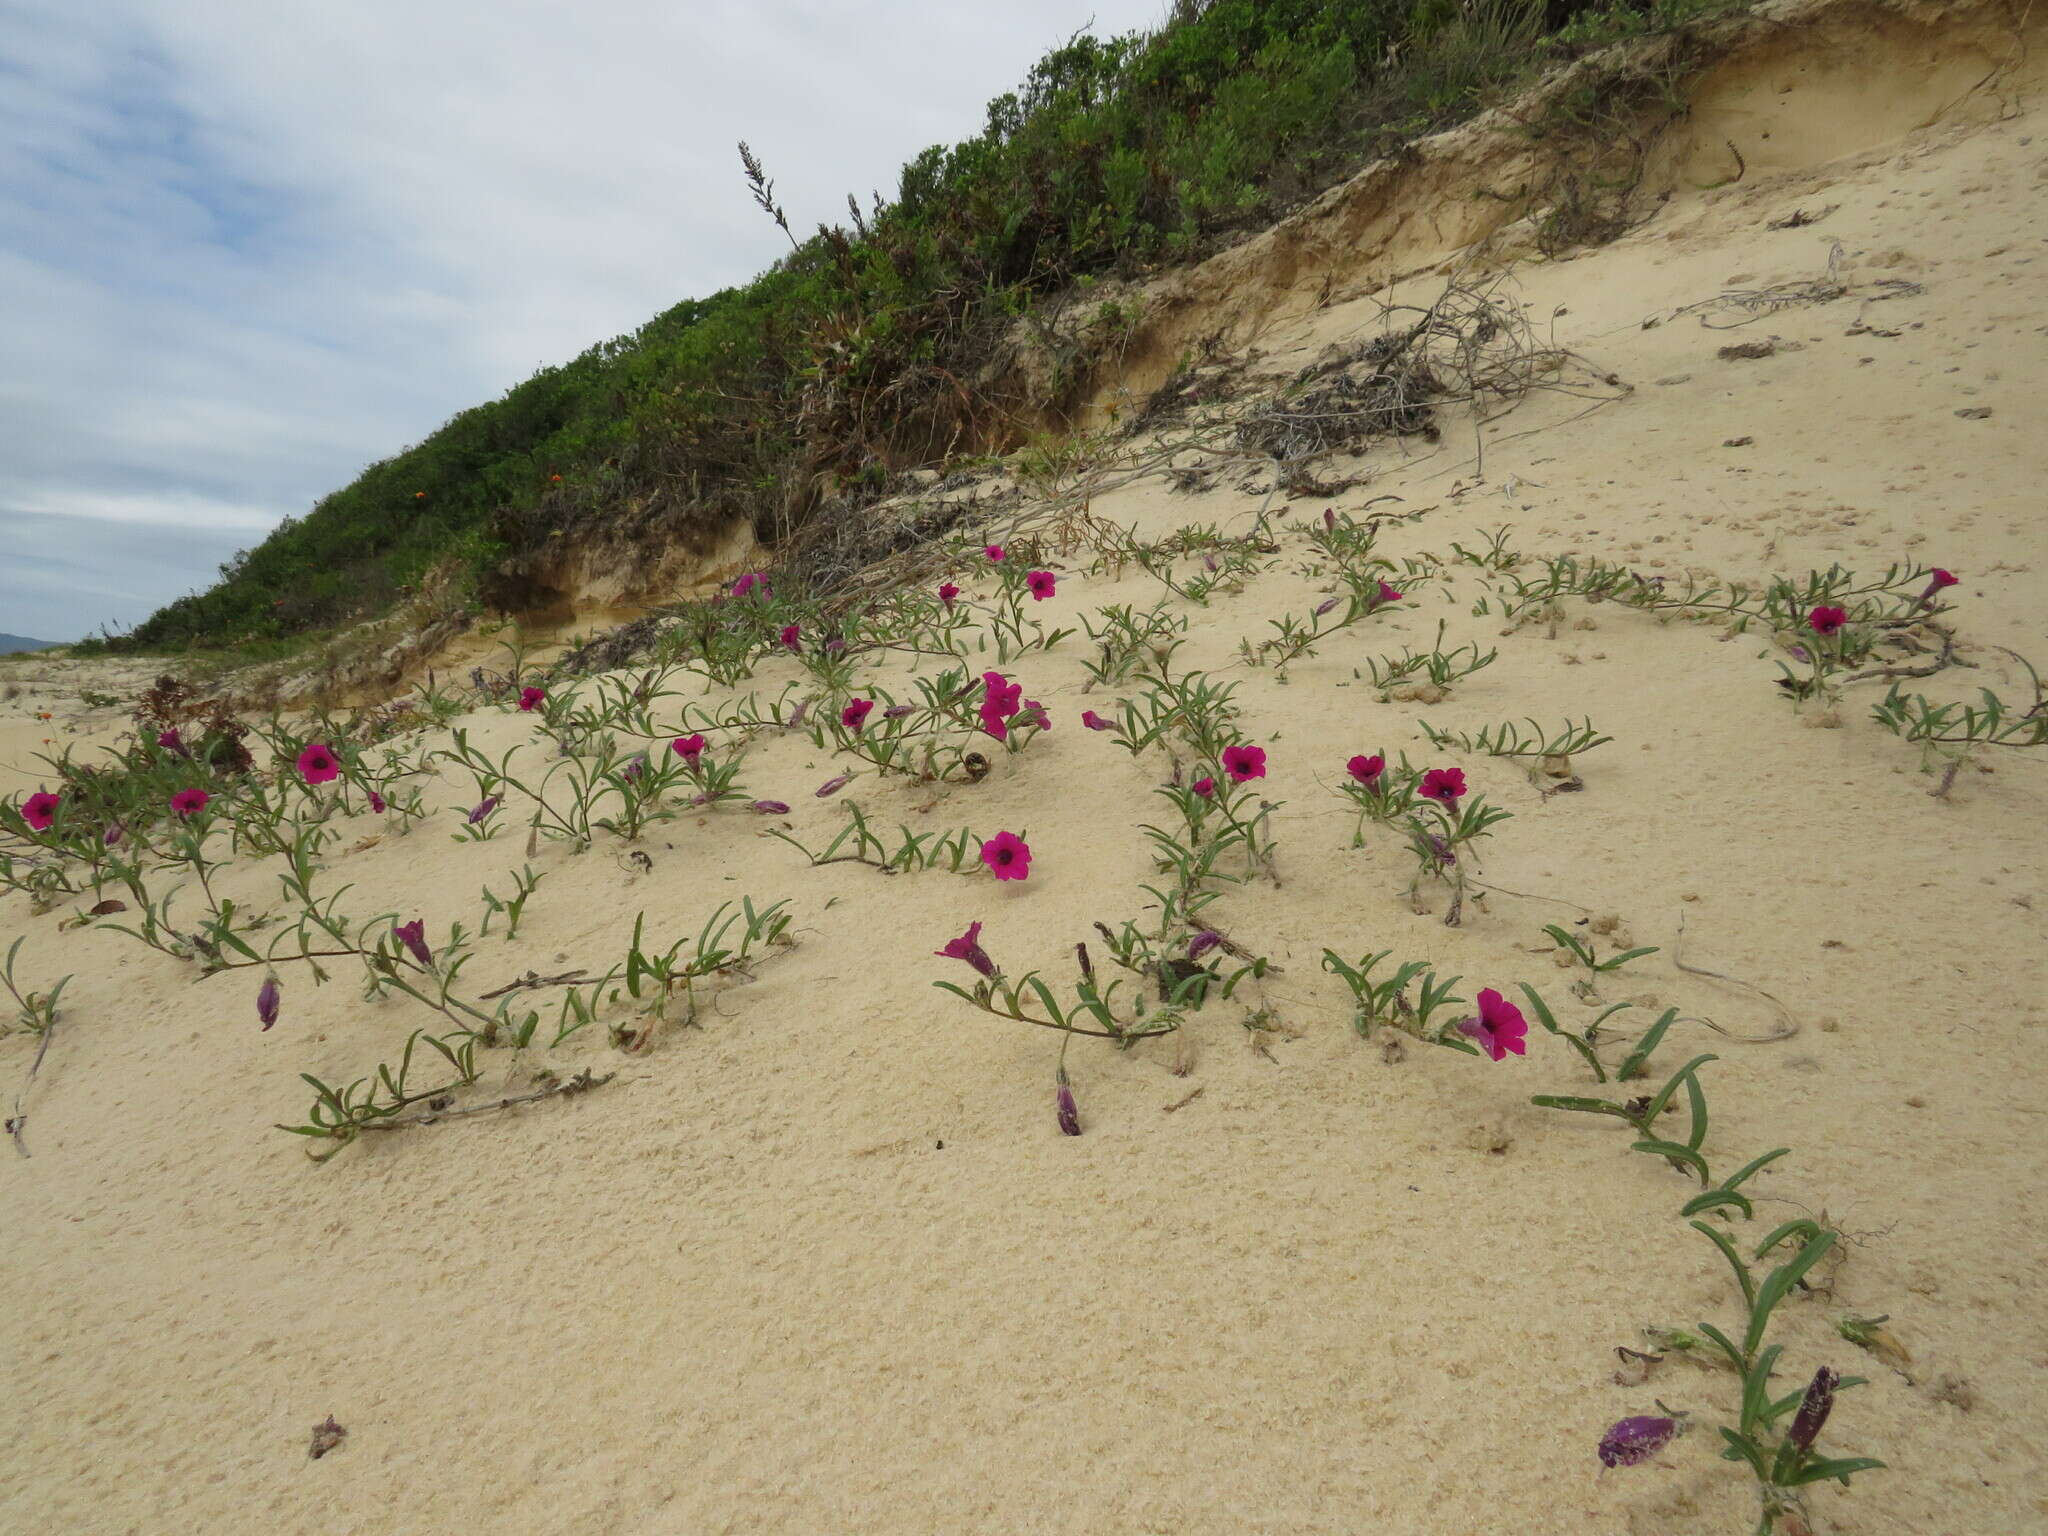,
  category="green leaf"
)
[1786,1455,1886,1487]
[1529,1094,1632,1119]
[1633,1136,1709,1182]
[1617,1007,1679,1082]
